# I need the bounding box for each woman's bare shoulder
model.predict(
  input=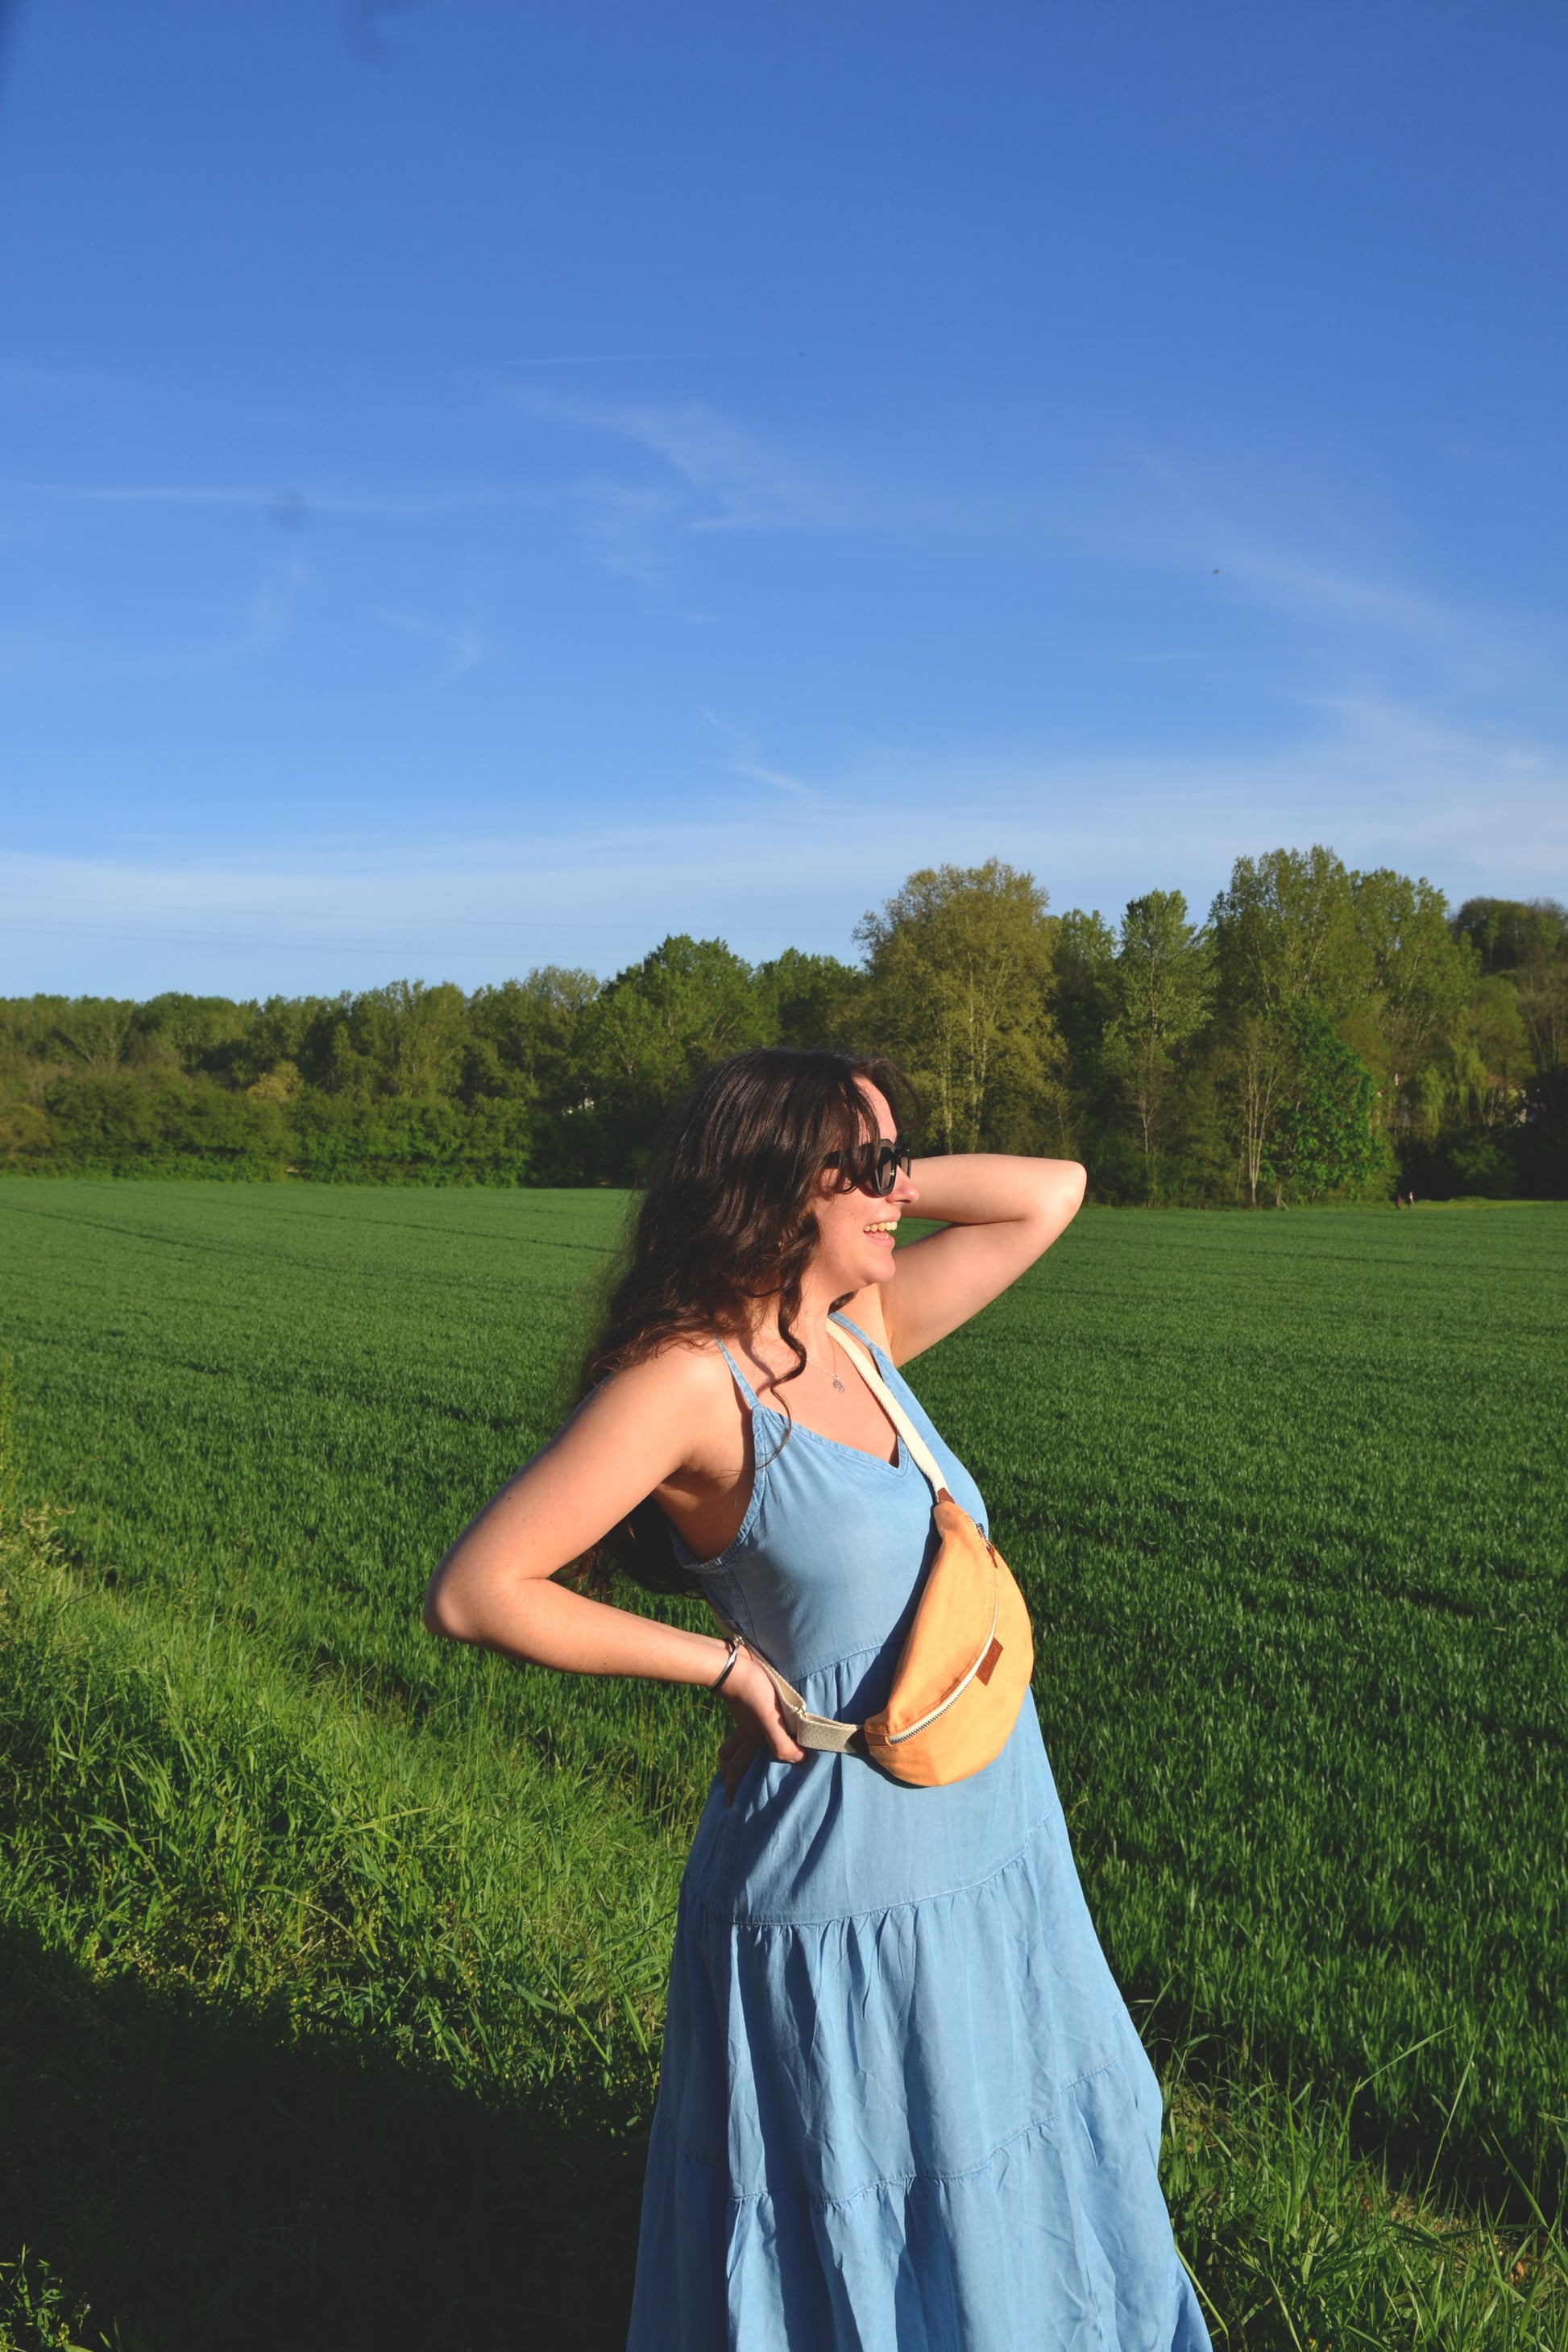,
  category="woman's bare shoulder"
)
[540,1337,741,1485]
[587,1335,746,1477]
[587,1334,739,1420]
